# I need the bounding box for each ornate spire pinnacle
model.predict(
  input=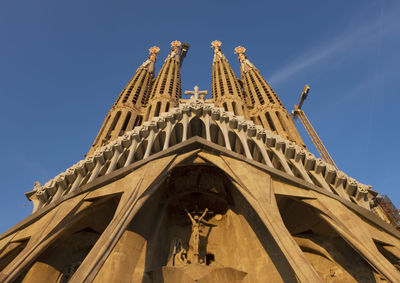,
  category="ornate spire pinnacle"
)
[210,41,248,118]
[234,46,246,62]
[170,40,181,57]
[148,46,160,62]
[145,40,183,121]
[211,40,222,53]
[211,40,224,59]
[234,46,254,72]
[140,46,160,73]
